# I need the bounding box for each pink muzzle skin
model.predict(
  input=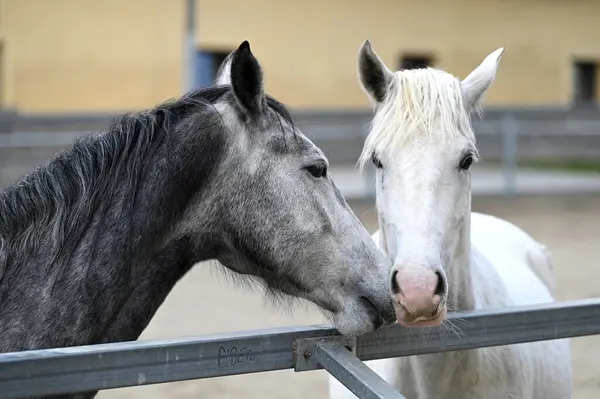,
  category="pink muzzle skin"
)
[392,265,447,327]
